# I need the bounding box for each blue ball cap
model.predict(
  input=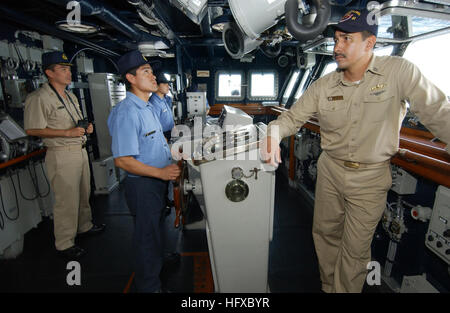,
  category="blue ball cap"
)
[42,51,73,70]
[333,9,378,36]
[118,50,156,76]
[156,72,170,84]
